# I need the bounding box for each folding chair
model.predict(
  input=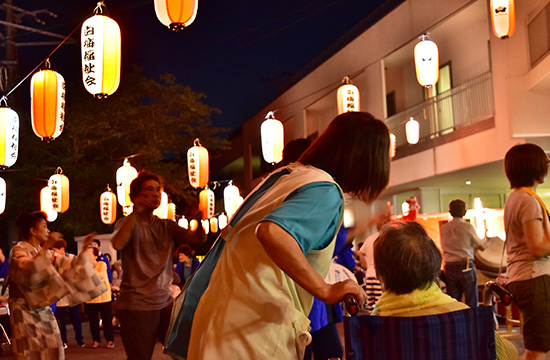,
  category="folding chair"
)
[343,282,510,360]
